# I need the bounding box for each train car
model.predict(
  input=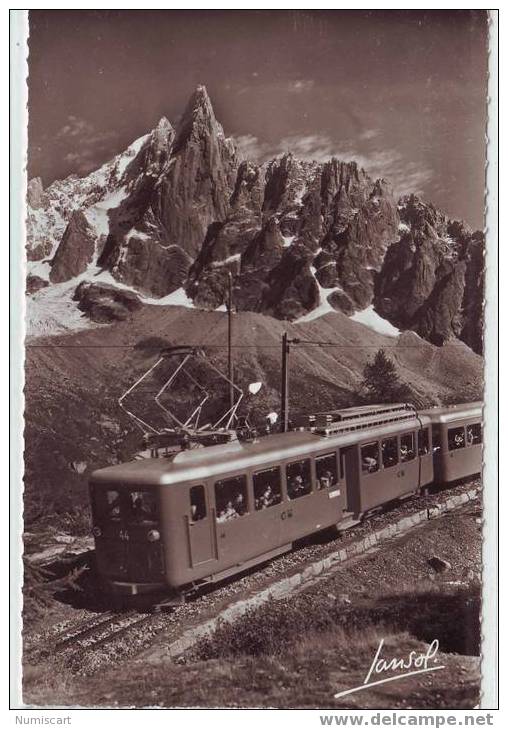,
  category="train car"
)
[420,401,483,483]
[89,404,434,598]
